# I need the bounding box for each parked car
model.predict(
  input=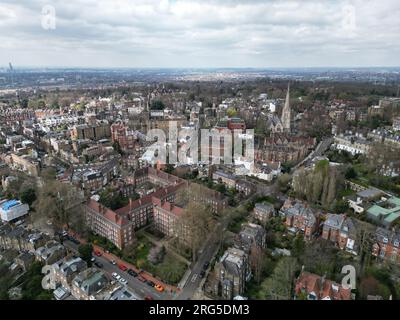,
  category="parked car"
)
[202,262,209,270]
[137,276,146,283]
[146,280,155,287]
[127,269,138,277]
[70,237,80,245]
[94,250,102,257]
[154,284,164,292]
[119,264,127,271]
[110,260,116,265]
[112,272,118,279]
[119,278,127,285]
[200,270,206,278]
